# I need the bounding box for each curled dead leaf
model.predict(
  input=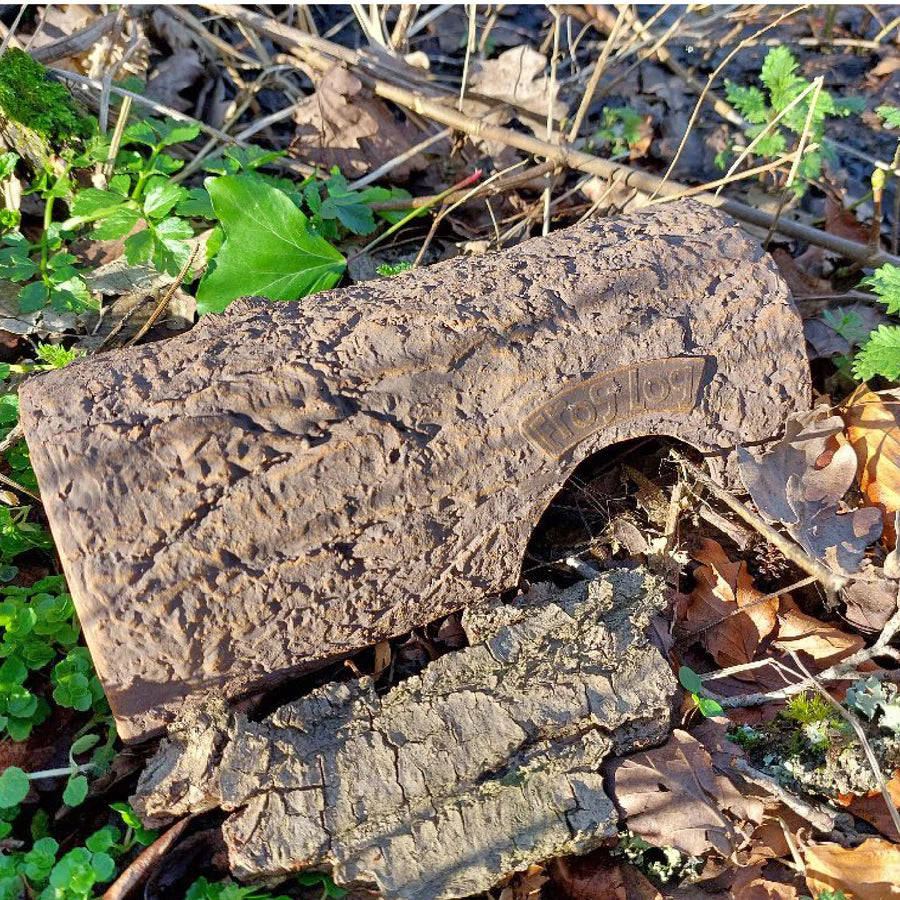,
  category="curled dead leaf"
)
[841,385,900,548]
[803,837,900,899]
[772,595,864,666]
